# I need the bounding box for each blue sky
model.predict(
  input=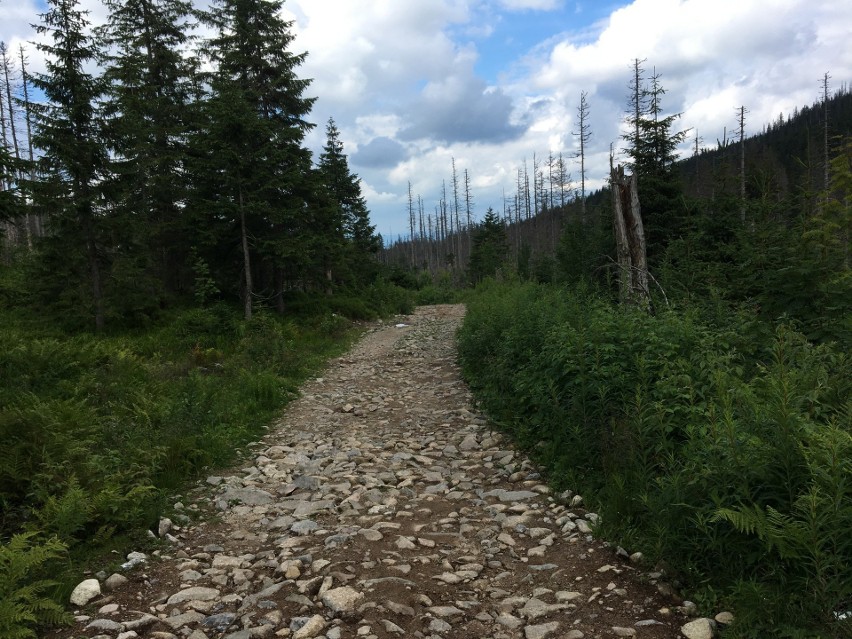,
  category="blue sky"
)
[2,0,851,240]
